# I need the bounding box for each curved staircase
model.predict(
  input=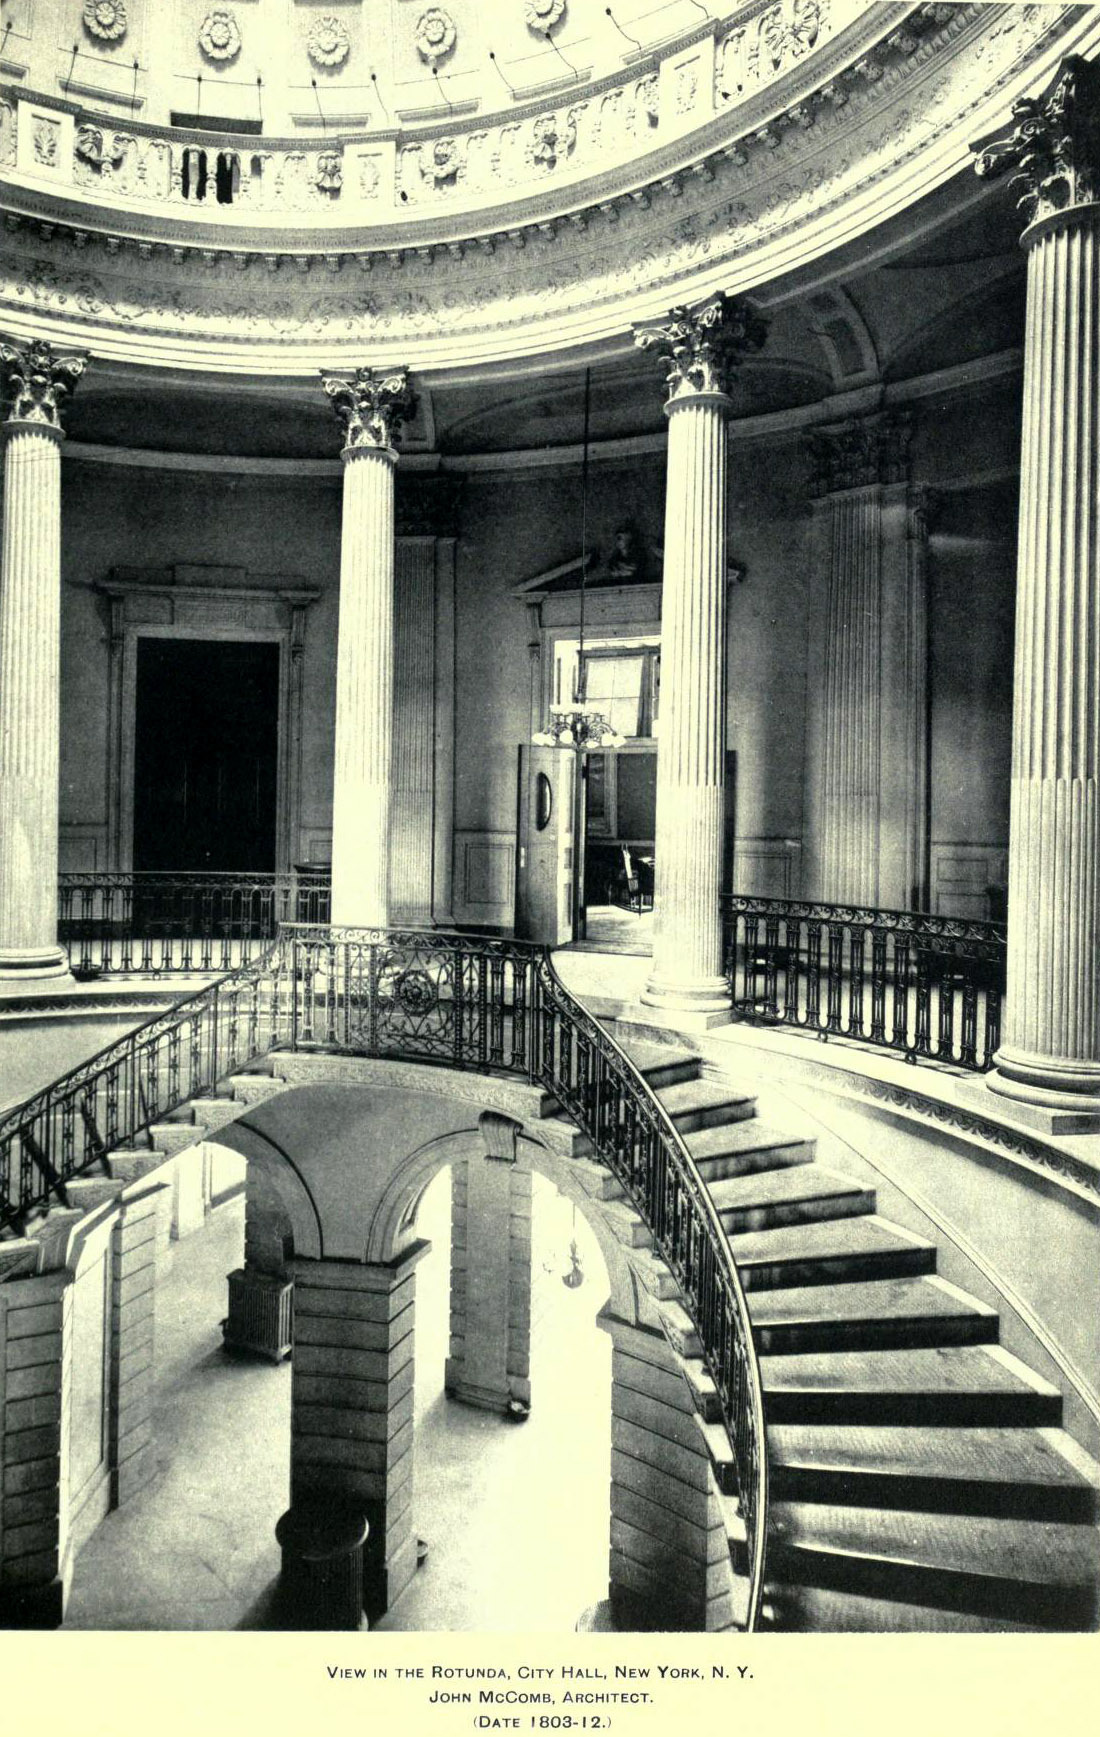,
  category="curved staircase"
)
[3,960,1097,1634]
[564,1038,1100,1634]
